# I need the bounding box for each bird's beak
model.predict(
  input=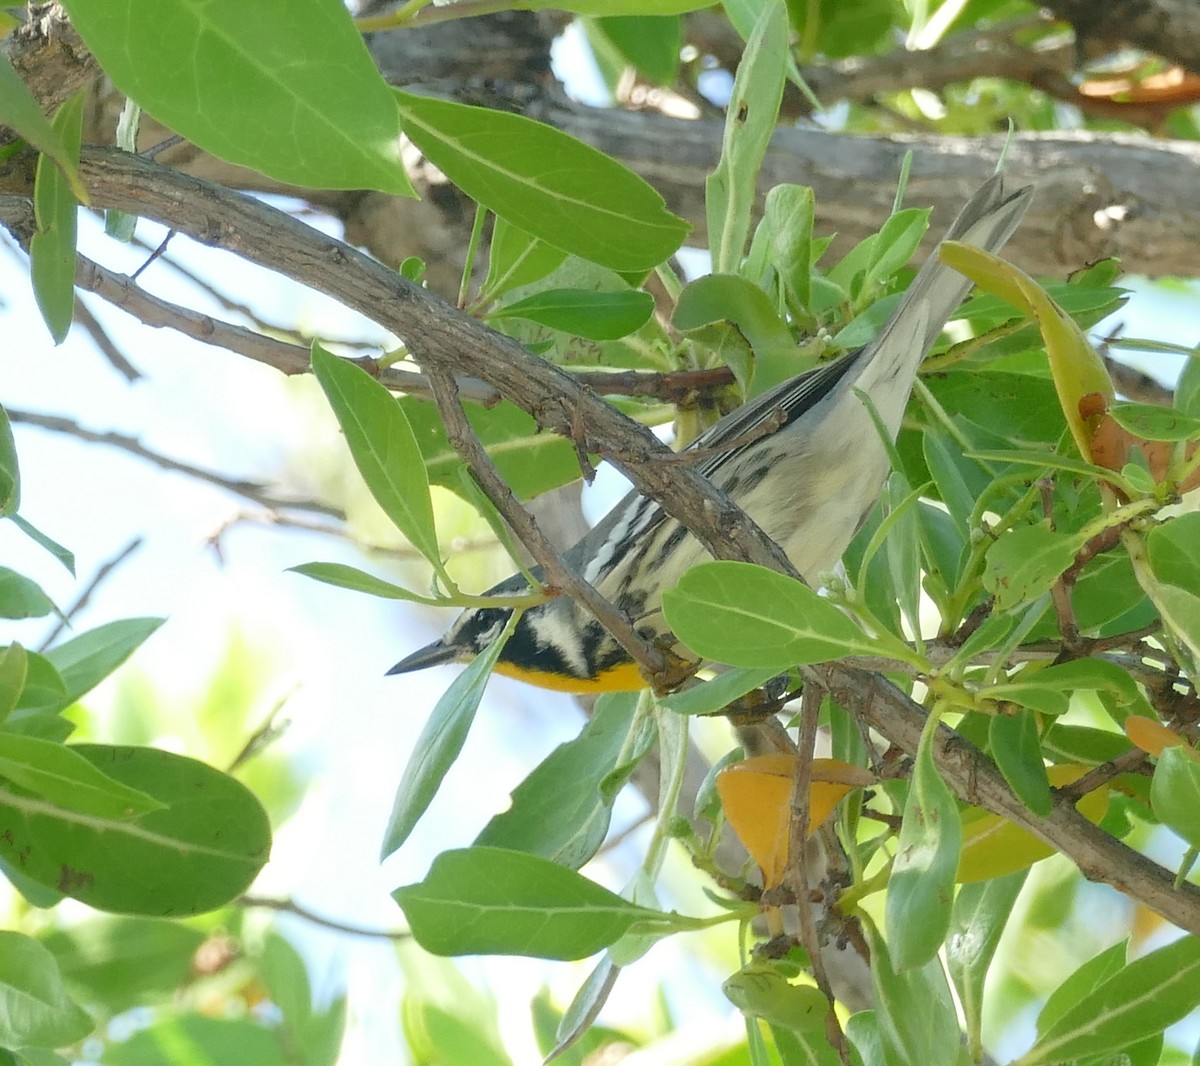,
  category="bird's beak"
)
[386,639,461,676]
